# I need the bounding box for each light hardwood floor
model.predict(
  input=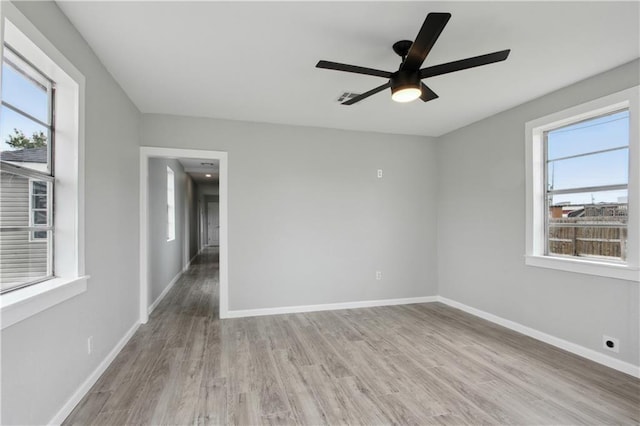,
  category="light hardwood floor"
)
[64,247,640,425]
